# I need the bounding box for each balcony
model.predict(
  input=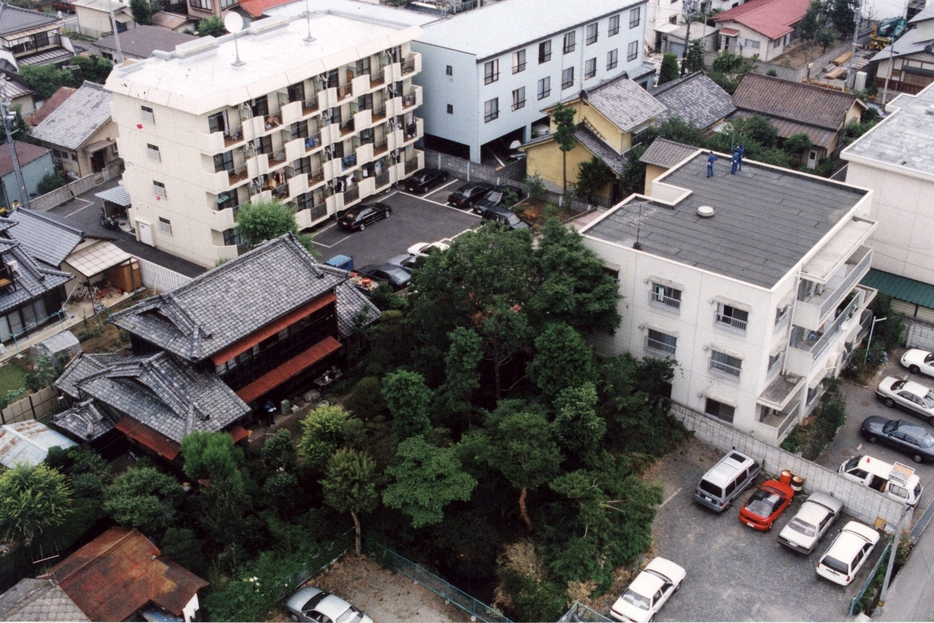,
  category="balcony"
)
[372,105,387,122]
[341,153,358,172]
[645,335,676,356]
[756,398,803,445]
[401,52,421,76]
[401,85,422,110]
[648,291,681,312]
[343,185,360,205]
[280,100,303,125]
[375,170,391,189]
[303,98,319,116]
[370,69,385,88]
[786,286,873,376]
[338,83,354,100]
[373,138,388,157]
[308,170,325,188]
[794,245,873,331]
[340,119,356,138]
[227,165,249,185]
[709,358,741,379]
